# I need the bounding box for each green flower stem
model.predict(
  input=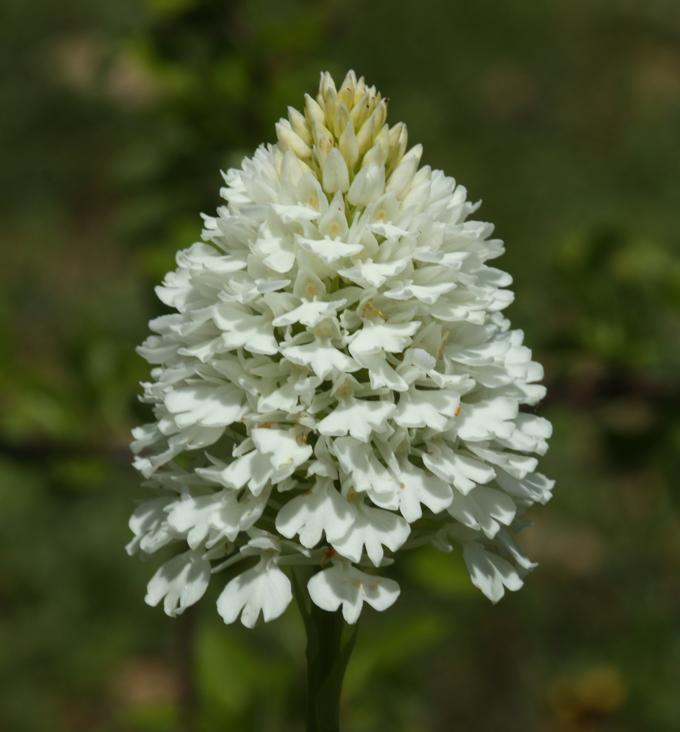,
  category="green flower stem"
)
[293,569,358,732]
